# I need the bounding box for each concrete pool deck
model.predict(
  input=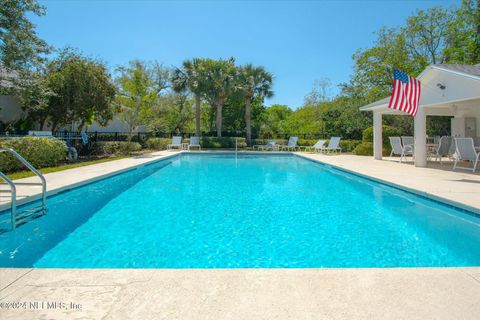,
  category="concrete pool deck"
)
[0,151,479,319]
[1,268,479,319]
